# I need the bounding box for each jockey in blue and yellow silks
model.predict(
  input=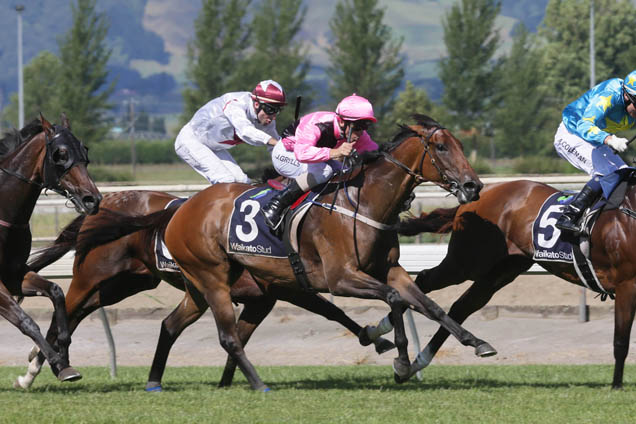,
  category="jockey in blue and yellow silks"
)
[554,70,636,234]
